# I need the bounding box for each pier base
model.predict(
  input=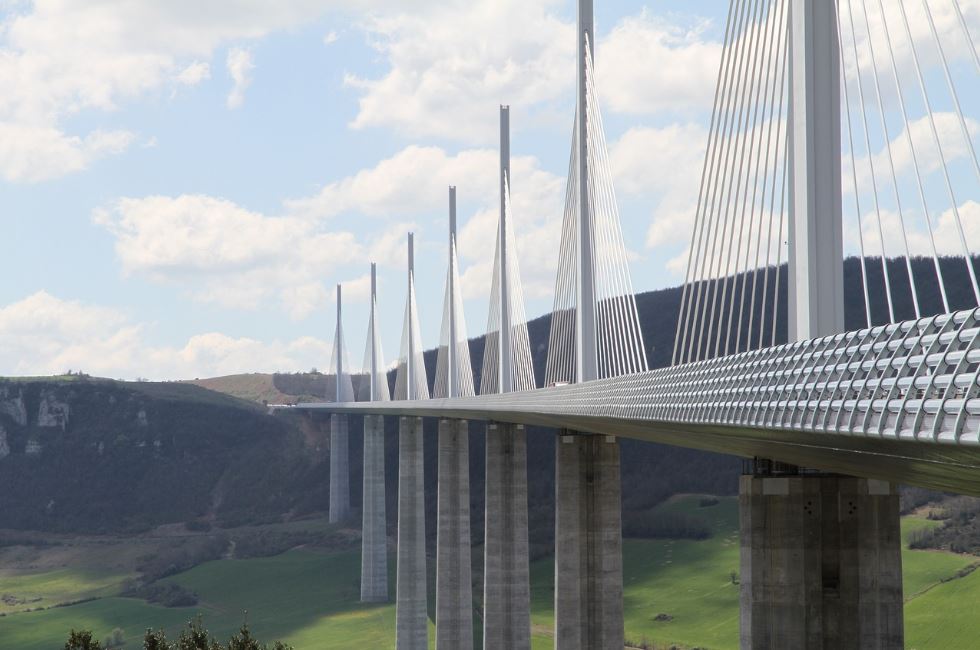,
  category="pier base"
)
[396,416,428,650]
[328,414,350,524]
[554,432,624,650]
[483,422,531,650]
[360,414,388,602]
[739,463,903,650]
[435,419,473,650]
